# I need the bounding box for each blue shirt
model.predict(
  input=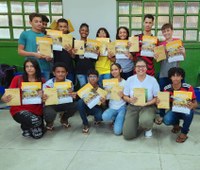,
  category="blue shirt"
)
[18,29,50,71]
